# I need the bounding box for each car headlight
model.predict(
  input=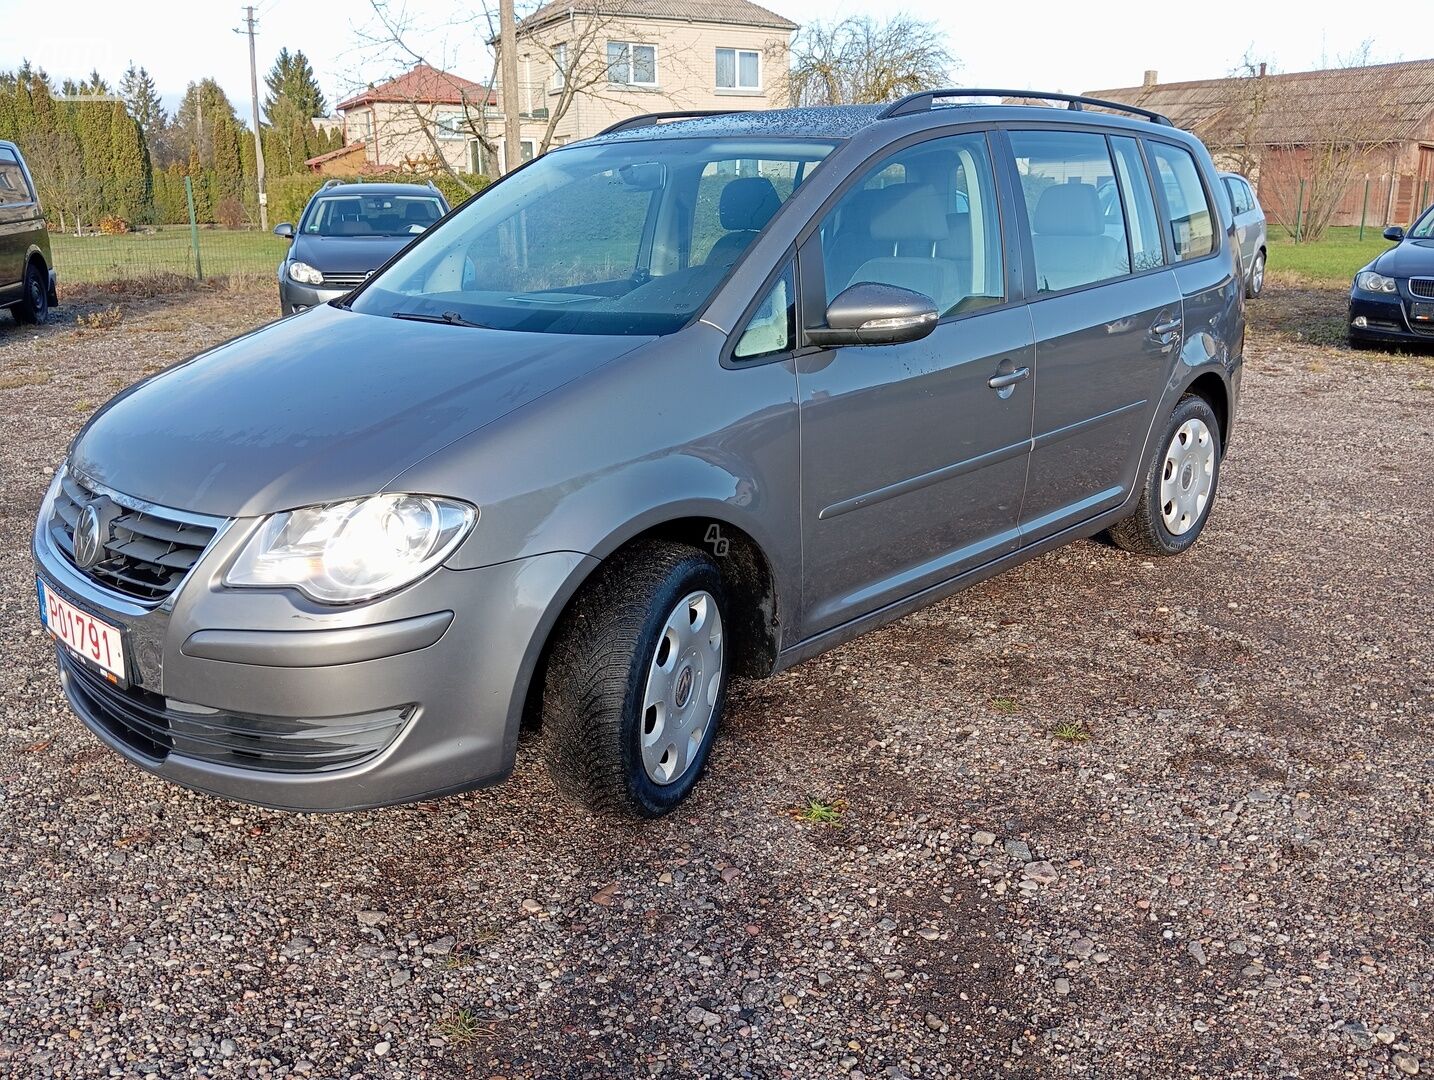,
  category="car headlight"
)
[226,494,476,603]
[288,261,324,286]
[1355,271,1398,294]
